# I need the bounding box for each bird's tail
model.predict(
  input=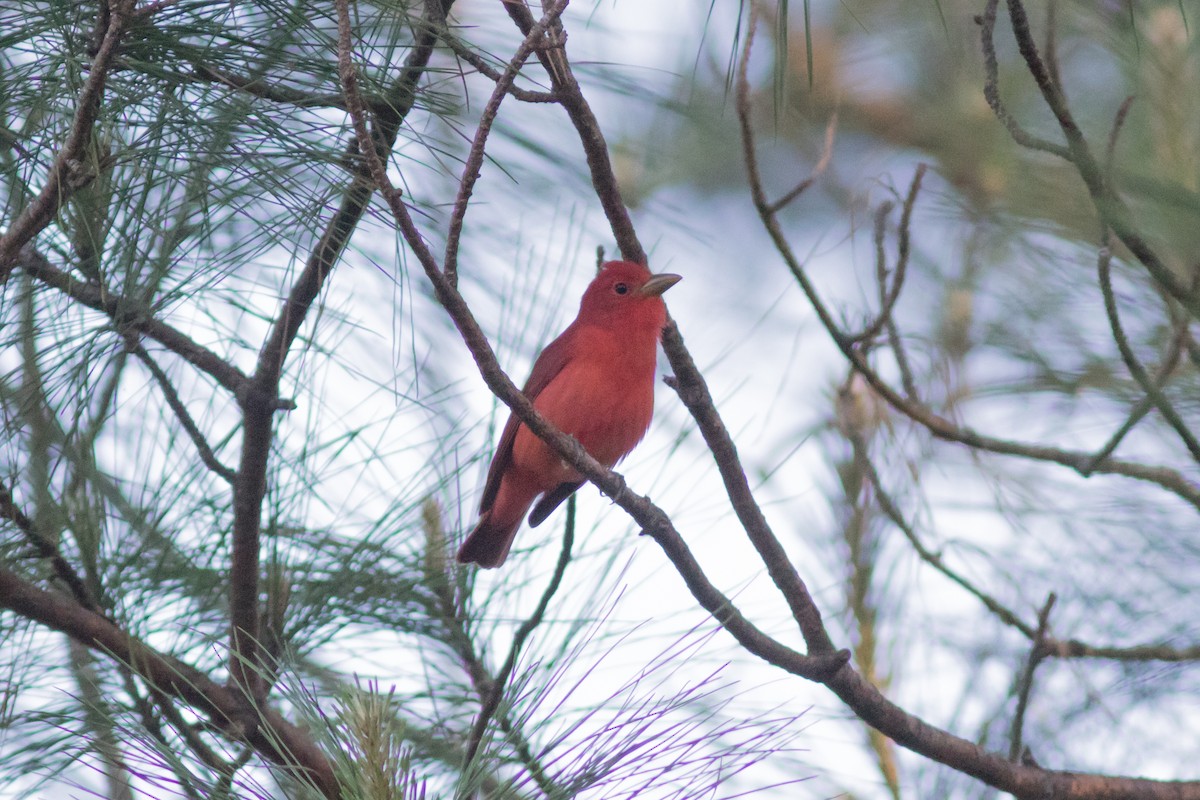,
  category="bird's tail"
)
[456,506,524,569]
